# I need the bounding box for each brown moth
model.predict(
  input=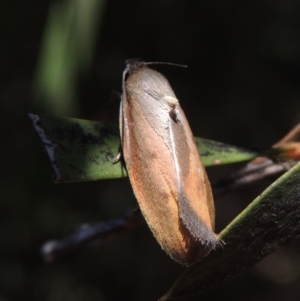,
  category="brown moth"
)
[120,60,218,266]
